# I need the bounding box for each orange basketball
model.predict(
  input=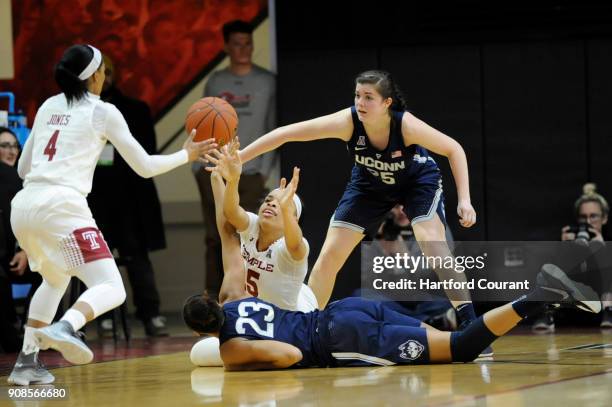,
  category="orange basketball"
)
[185,97,238,145]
